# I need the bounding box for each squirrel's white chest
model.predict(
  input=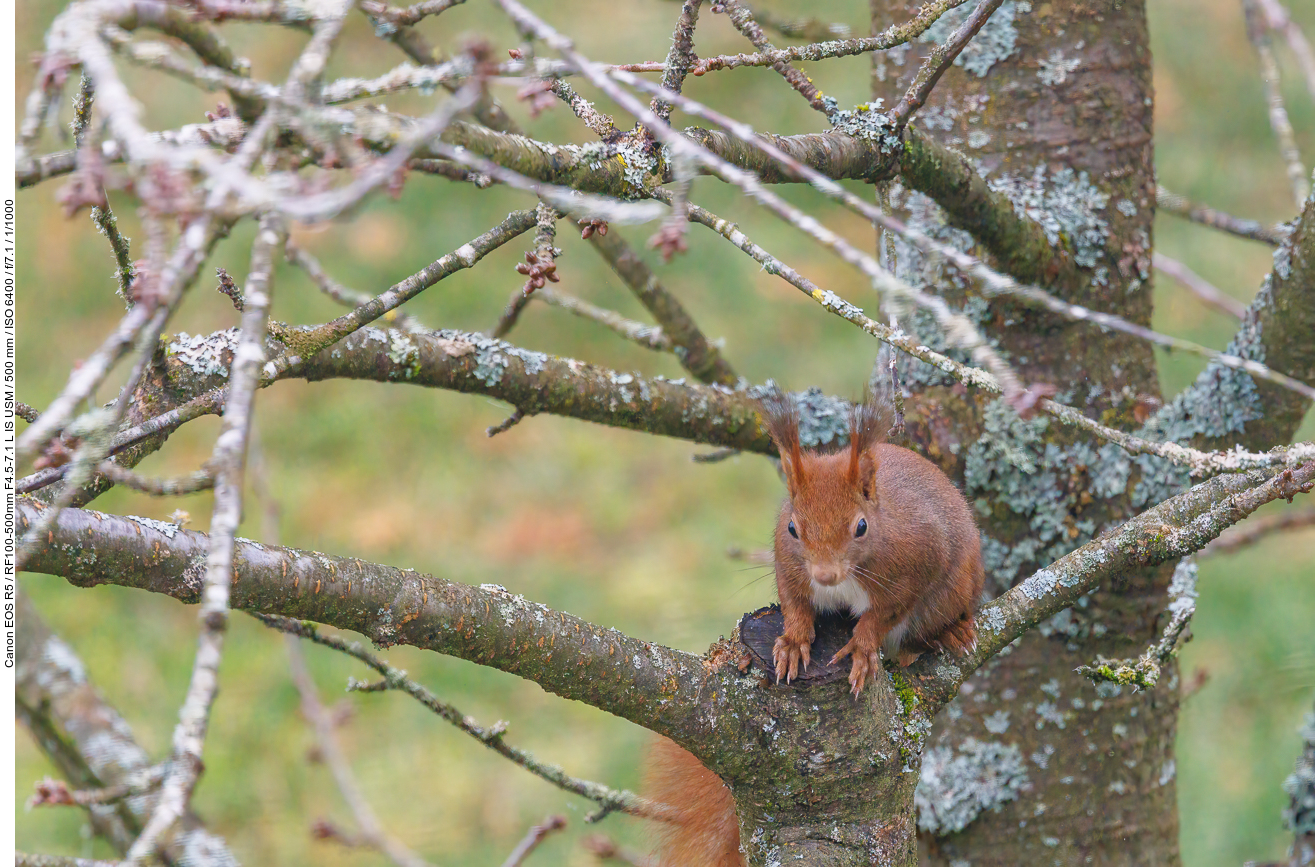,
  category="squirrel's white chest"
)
[810,579,871,616]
